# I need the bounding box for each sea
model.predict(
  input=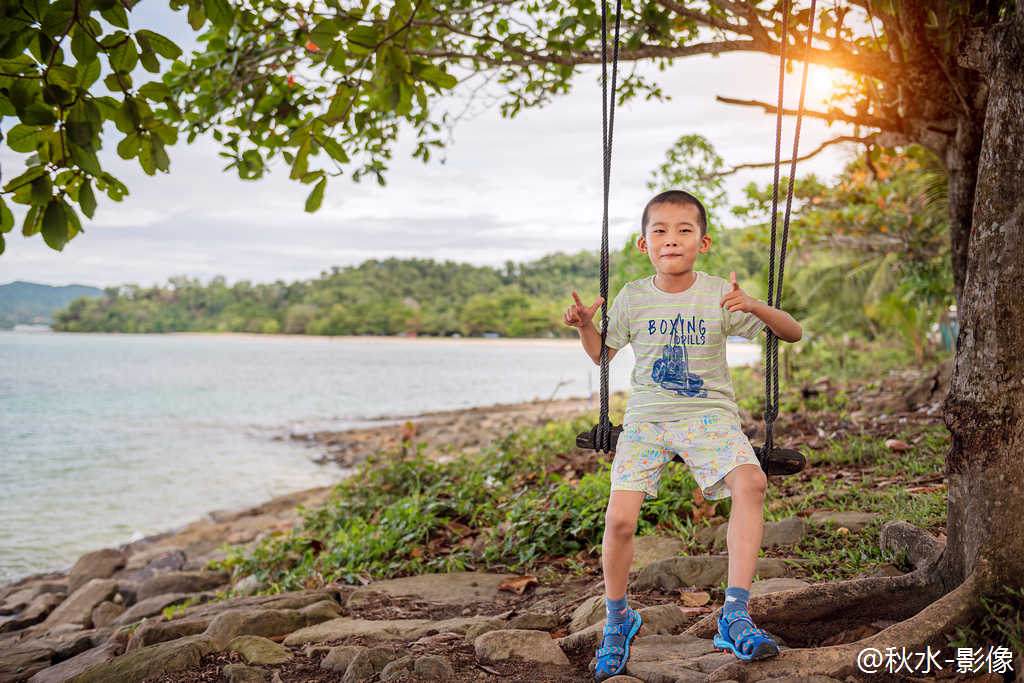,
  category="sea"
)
[0,332,761,584]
